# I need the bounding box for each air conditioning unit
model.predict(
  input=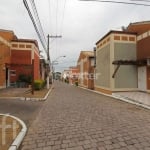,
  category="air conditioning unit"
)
[147,58,150,66]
